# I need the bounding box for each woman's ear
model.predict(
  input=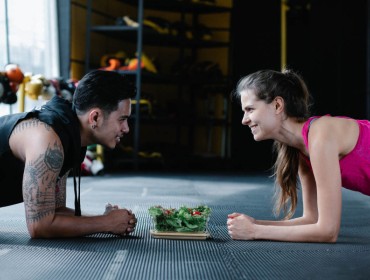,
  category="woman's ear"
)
[274,97,284,114]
